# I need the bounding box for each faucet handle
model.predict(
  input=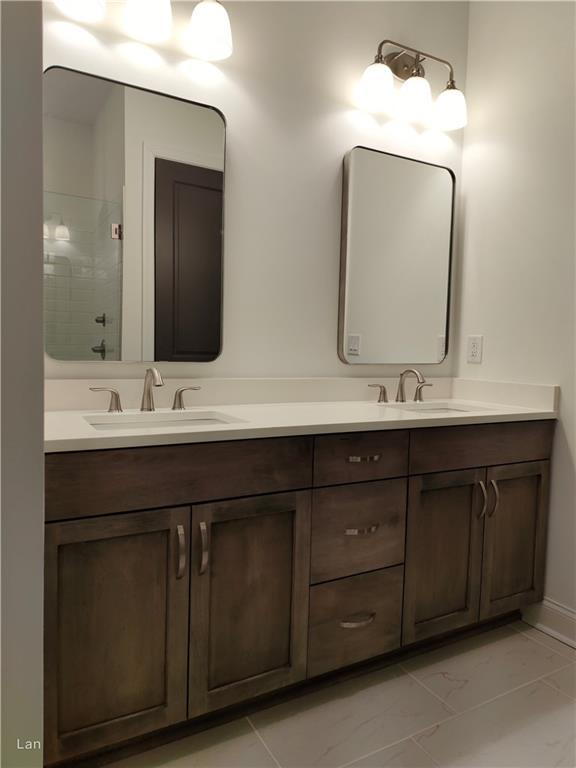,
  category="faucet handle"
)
[172,386,201,411]
[368,384,388,403]
[89,387,123,413]
[414,383,433,402]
